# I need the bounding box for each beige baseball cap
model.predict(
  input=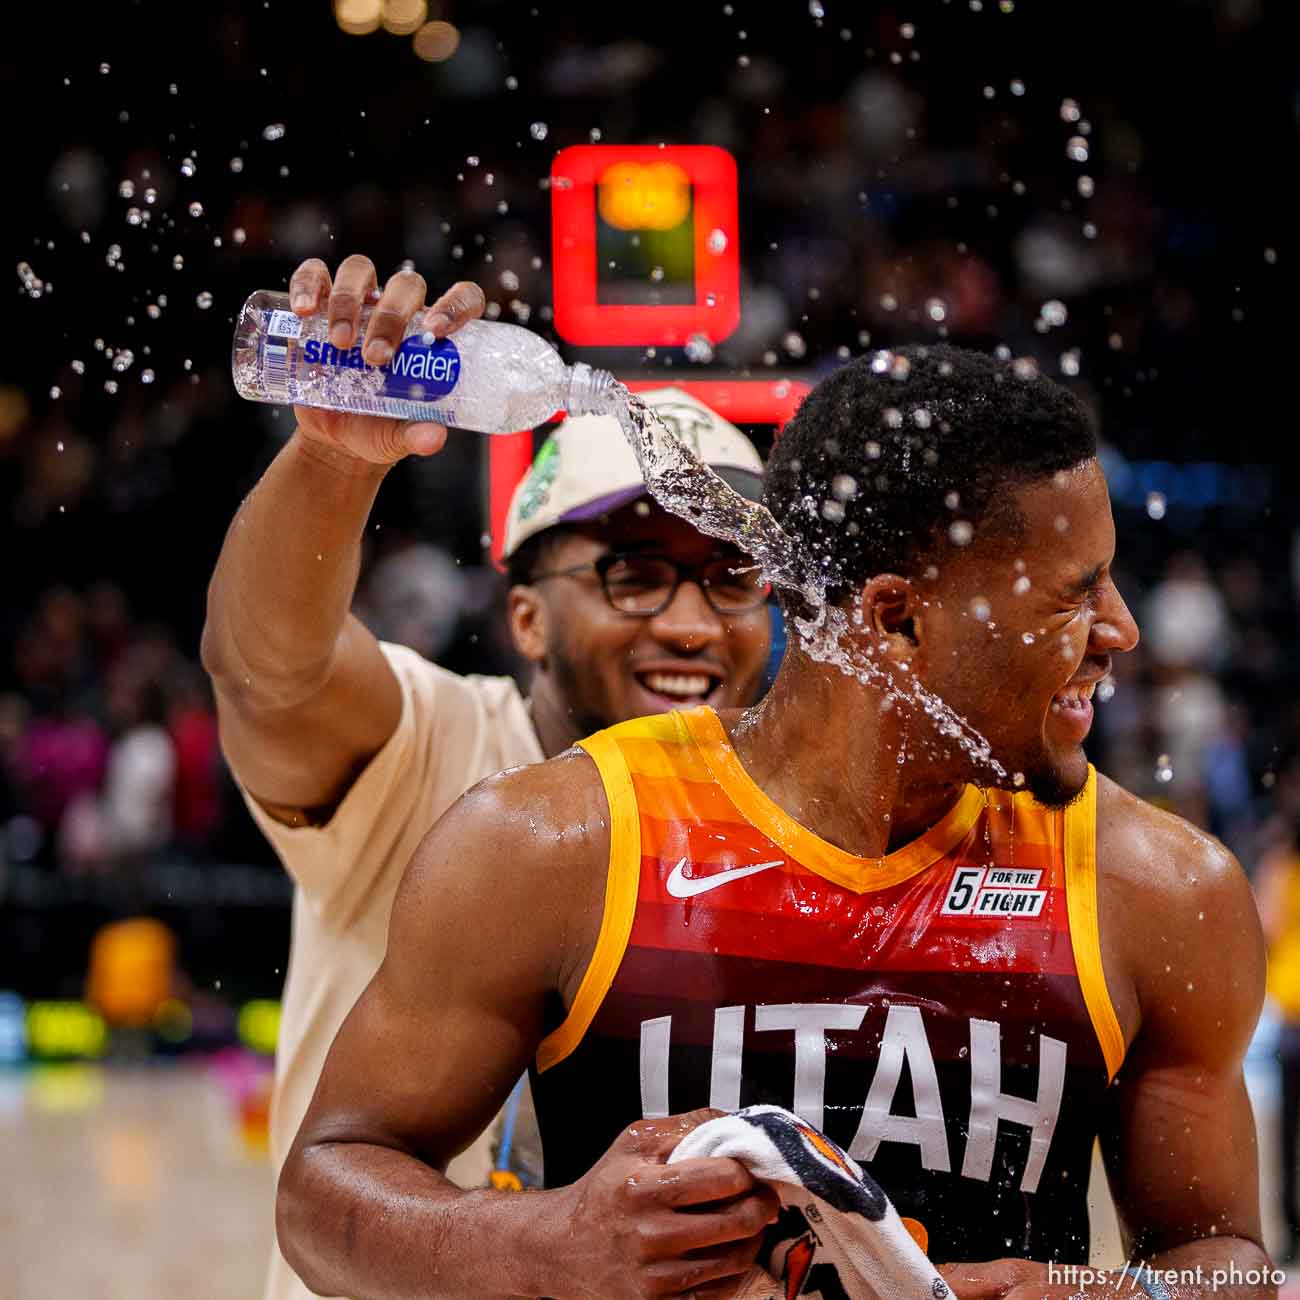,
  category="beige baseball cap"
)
[502,386,765,559]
